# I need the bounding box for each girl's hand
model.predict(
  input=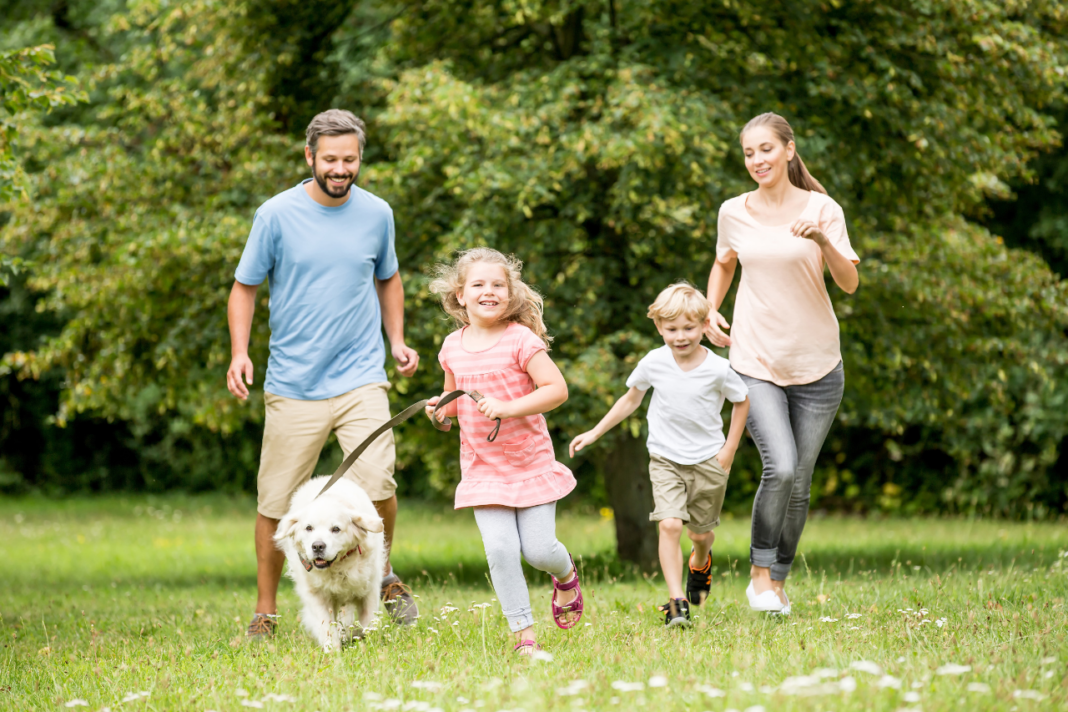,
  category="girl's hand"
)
[568,430,601,458]
[704,309,732,348]
[790,219,828,246]
[477,396,511,421]
[425,394,449,423]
